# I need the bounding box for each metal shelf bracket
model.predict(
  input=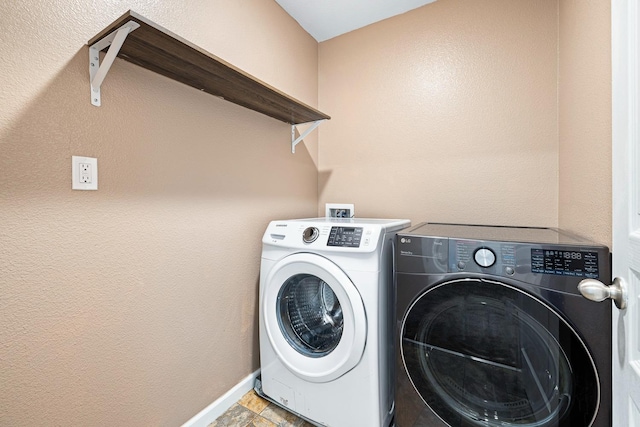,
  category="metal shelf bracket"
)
[291,120,325,153]
[89,20,140,106]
